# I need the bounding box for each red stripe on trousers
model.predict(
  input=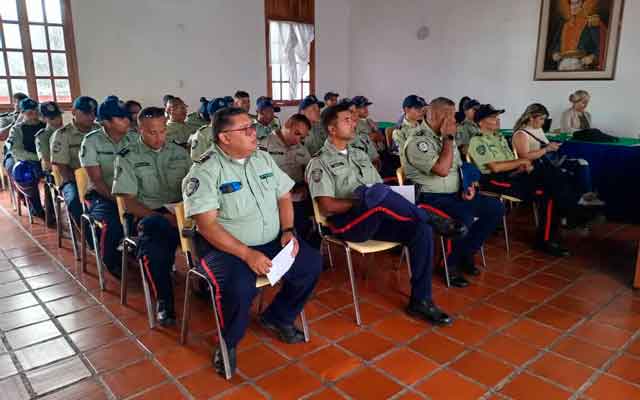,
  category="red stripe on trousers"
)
[419,204,453,256]
[489,180,512,188]
[142,255,158,300]
[544,199,553,242]
[99,221,108,261]
[200,258,225,329]
[328,206,414,235]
